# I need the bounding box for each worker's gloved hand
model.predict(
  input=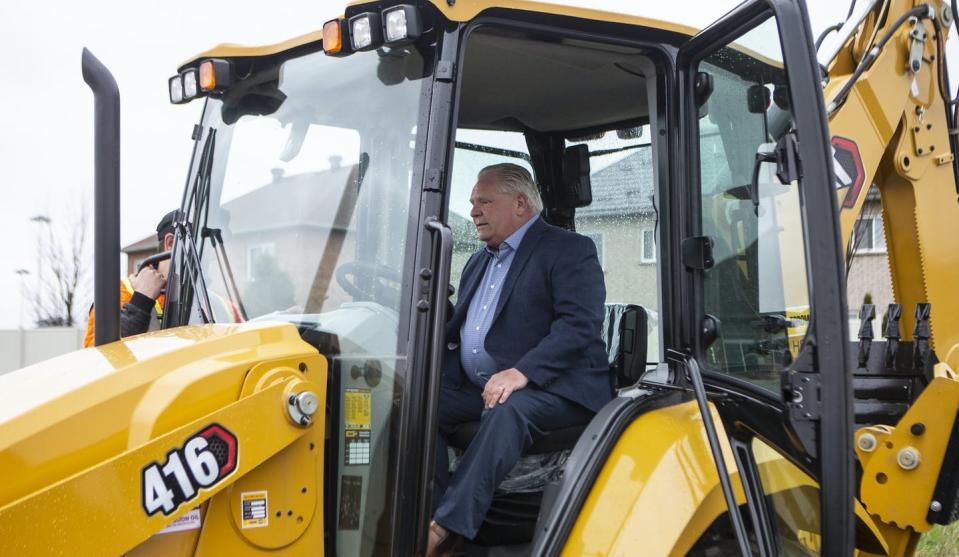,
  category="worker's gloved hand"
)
[131,267,166,300]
